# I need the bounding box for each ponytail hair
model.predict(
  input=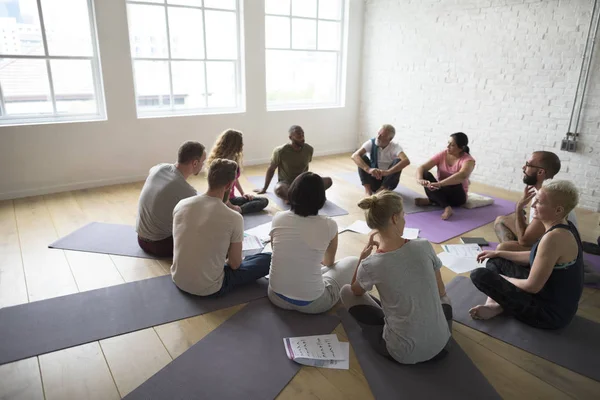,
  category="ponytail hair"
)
[450,132,470,154]
[357,191,404,230]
